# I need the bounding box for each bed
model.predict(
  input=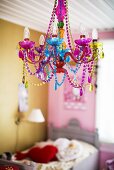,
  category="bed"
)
[46,118,99,170]
[0,119,99,170]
